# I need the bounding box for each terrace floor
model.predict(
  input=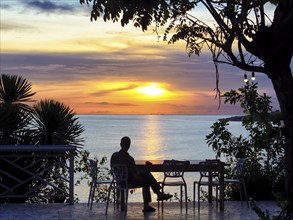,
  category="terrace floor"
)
[0,201,281,220]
